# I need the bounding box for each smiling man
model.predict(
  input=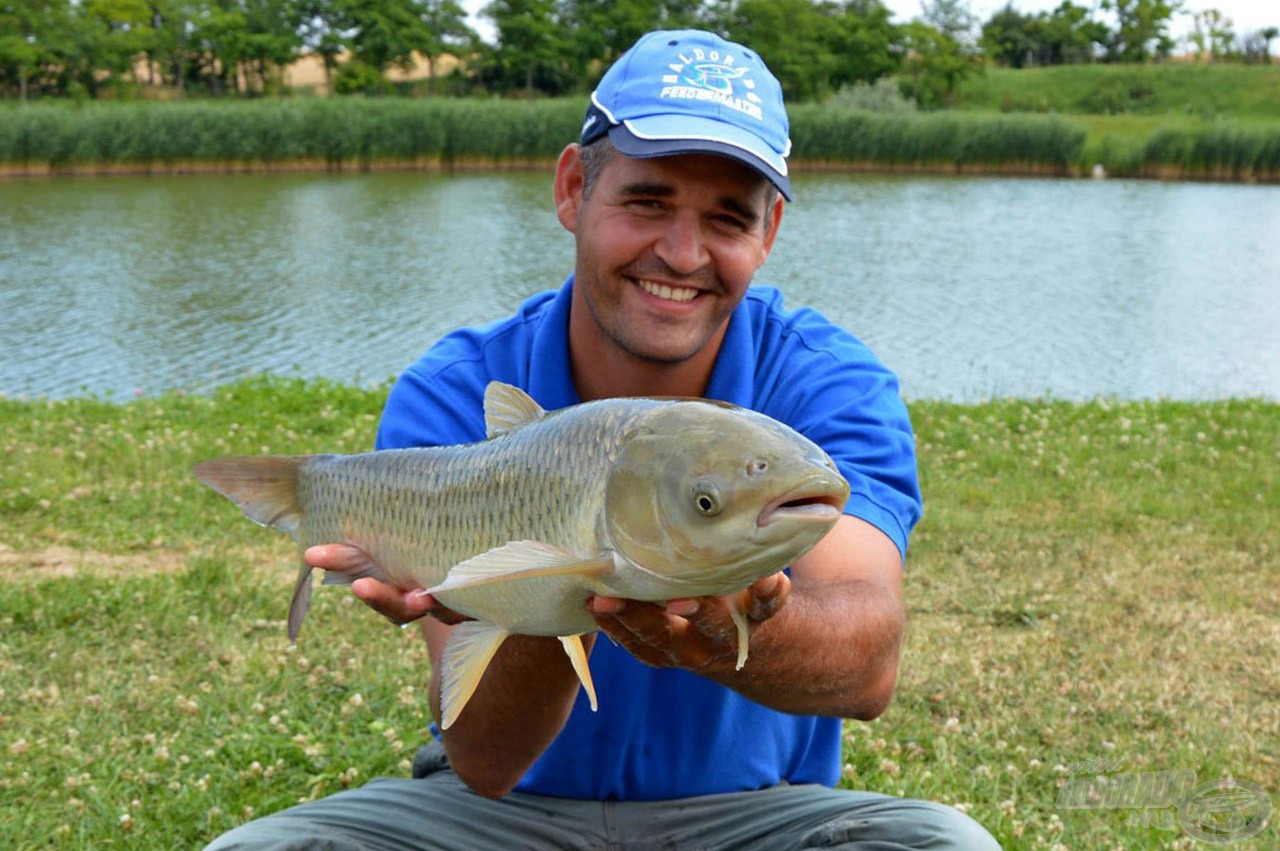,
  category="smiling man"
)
[206,29,999,850]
